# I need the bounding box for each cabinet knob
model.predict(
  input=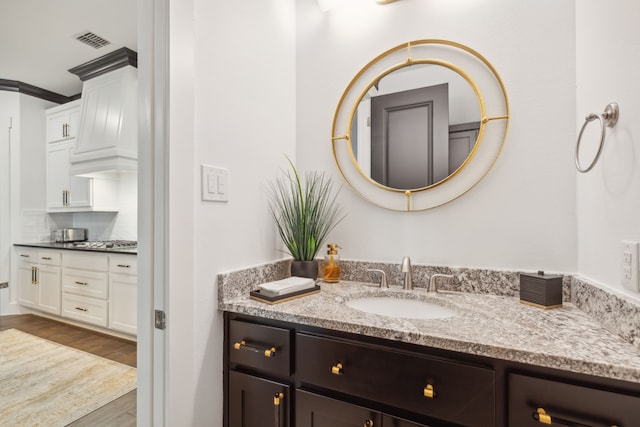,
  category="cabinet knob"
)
[423,384,436,398]
[273,392,284,406]
[364,420,374,427]
[331,362,344,375]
